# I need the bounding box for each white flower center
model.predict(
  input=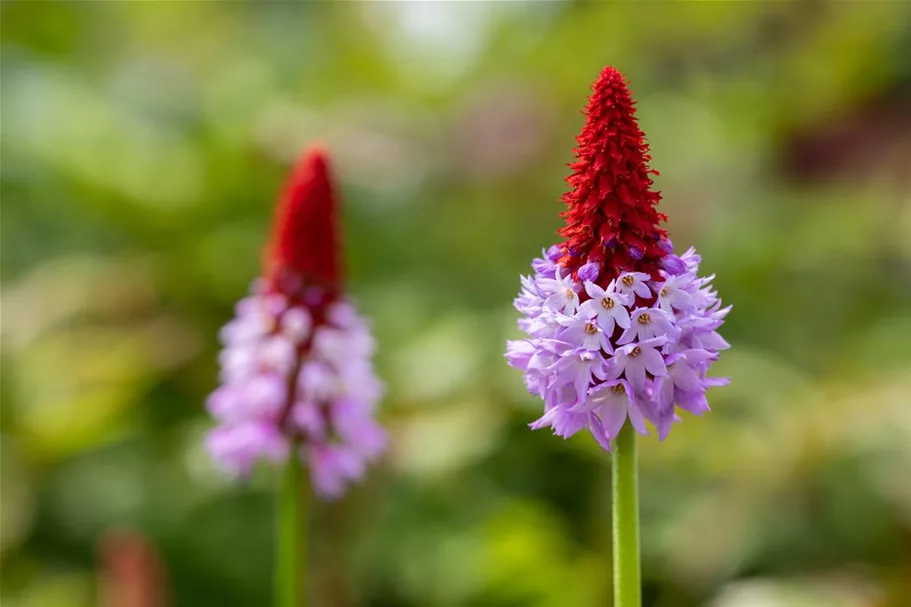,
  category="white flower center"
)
[611,384,626,395]
[660,287,669,298]
[564,288,574,299]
